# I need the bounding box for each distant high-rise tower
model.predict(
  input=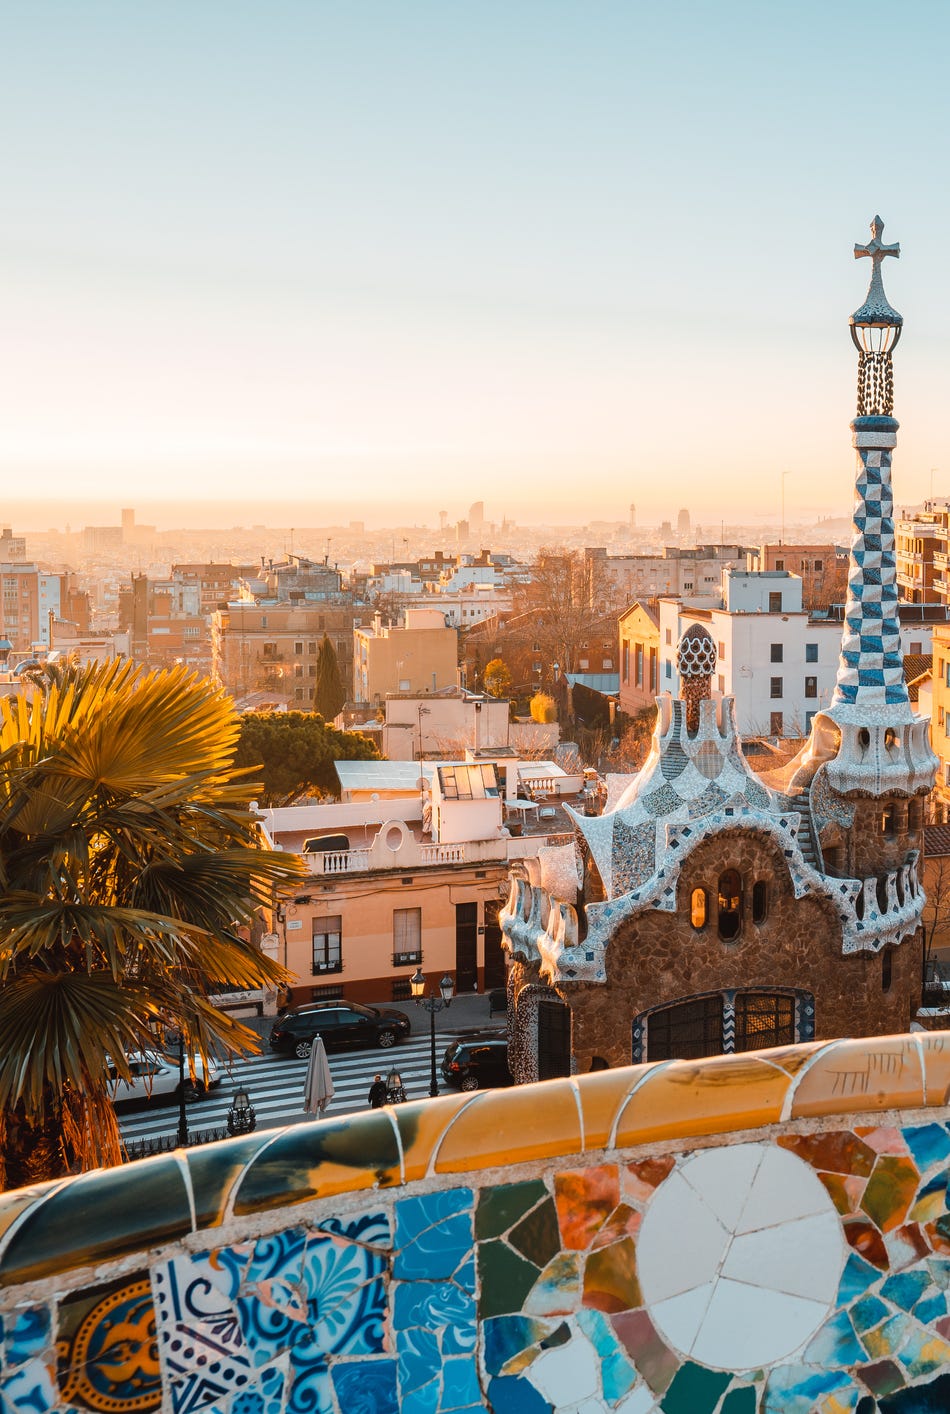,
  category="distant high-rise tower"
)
[468,501,485,530]
[629,503,637,528]
[121,508,135,541]
[677,508,691,536]
[439,510,448,533]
